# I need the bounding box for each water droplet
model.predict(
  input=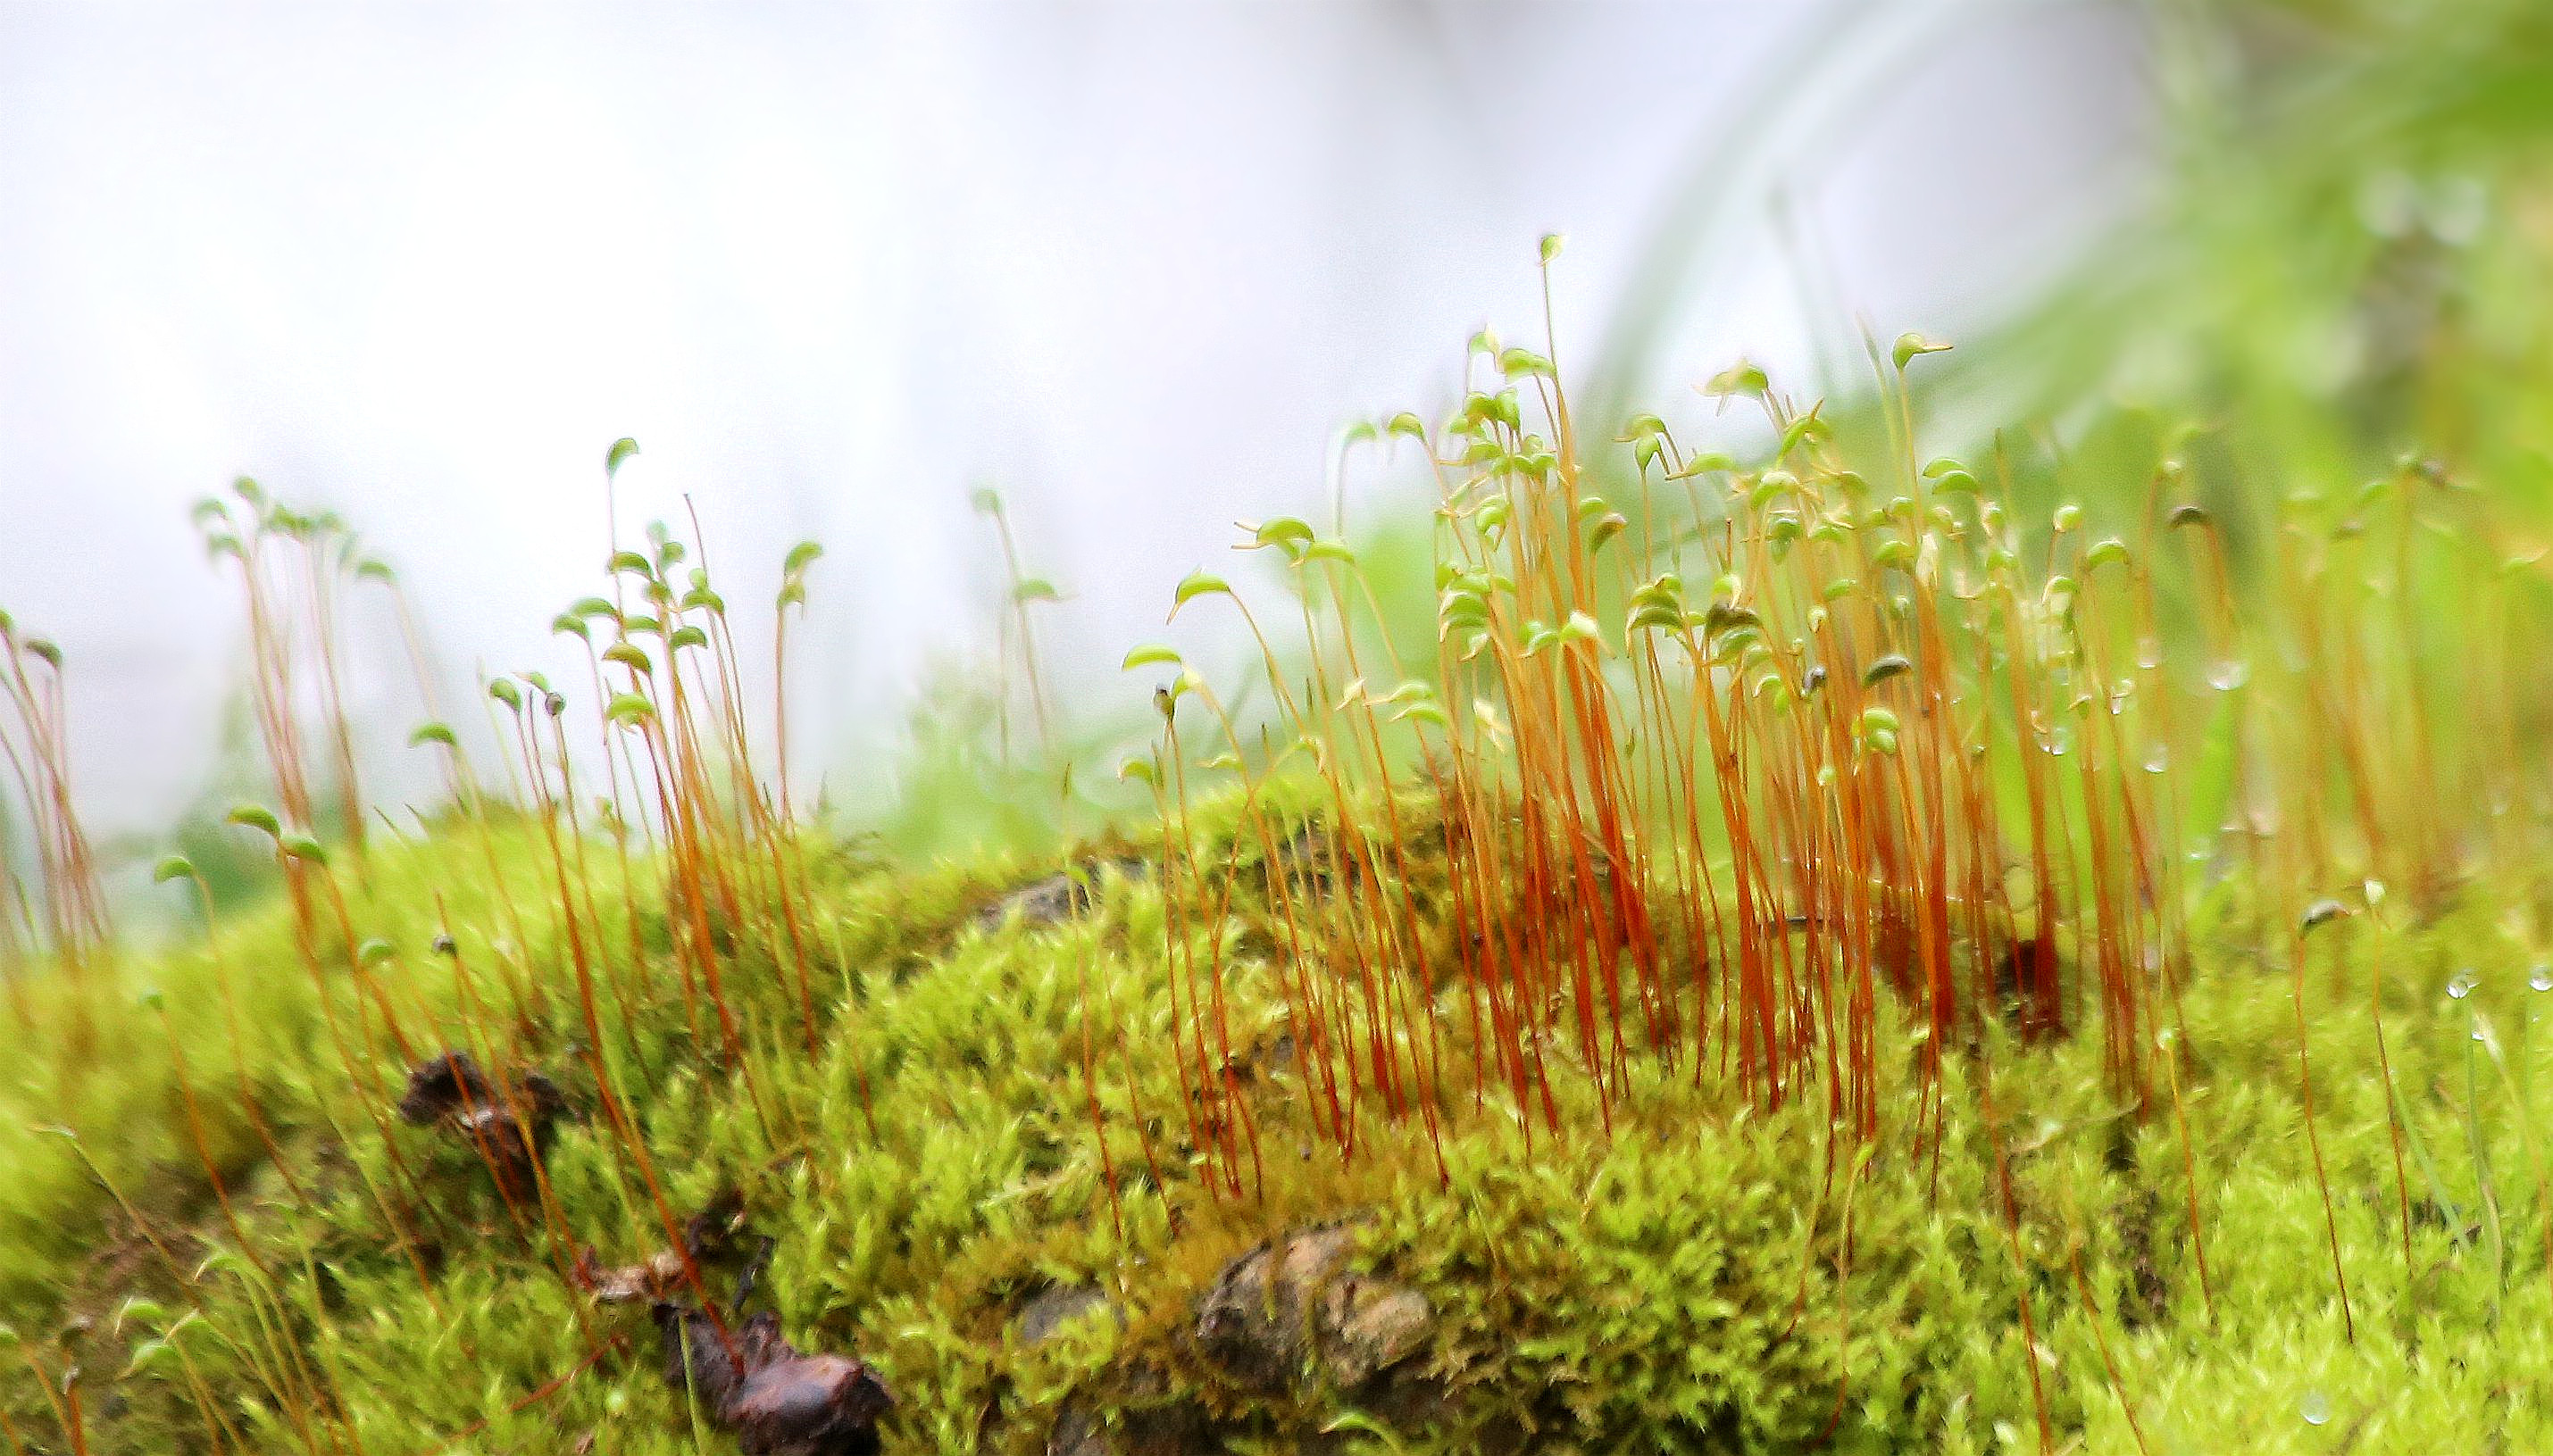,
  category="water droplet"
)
[2300,1391,2331,1427]
[2208,658,2250,692]
[2143,744,2169,774]
[2530,965,2551,994]
[2449,971,2478,1000]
